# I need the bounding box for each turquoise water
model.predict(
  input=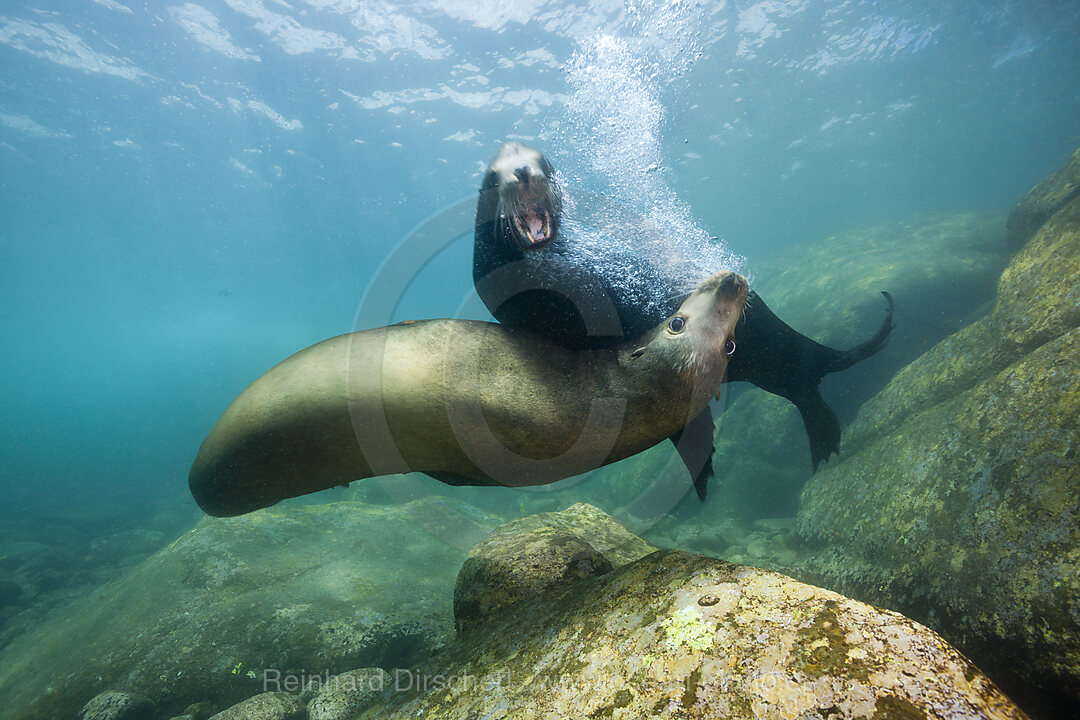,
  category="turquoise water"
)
[0,0,1075,716]
[3,0,1076,514]
[1,1,1079,714]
